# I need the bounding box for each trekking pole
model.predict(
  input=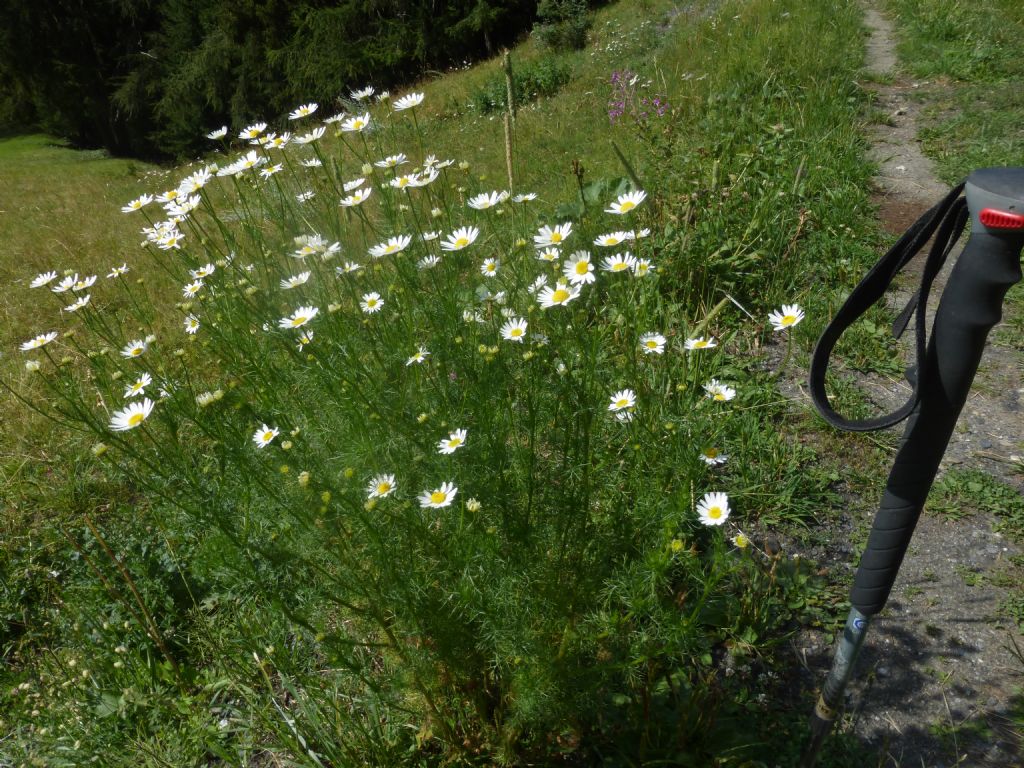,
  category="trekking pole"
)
[801,167,1024,767]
